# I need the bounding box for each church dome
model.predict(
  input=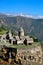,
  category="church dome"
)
[19,27,24,32]
[18,27,24,37]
